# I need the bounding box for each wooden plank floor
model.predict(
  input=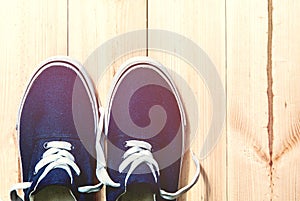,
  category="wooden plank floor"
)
[0,1,67,200]
[227,0,270,200]
[147,1,226,201]
[0,0,299,201]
